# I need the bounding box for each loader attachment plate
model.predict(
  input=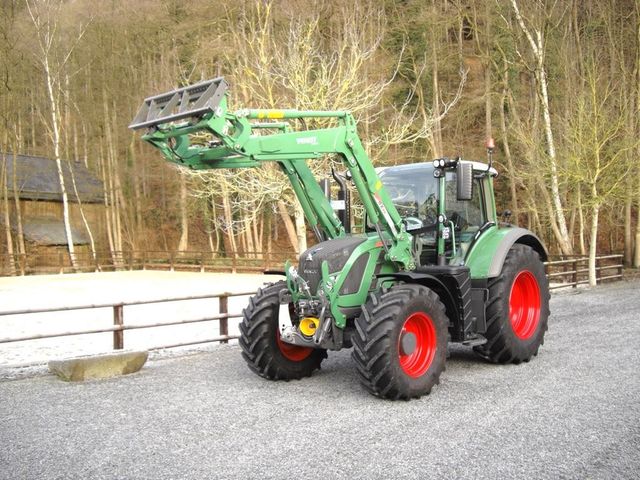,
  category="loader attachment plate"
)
[129,77,228,130]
